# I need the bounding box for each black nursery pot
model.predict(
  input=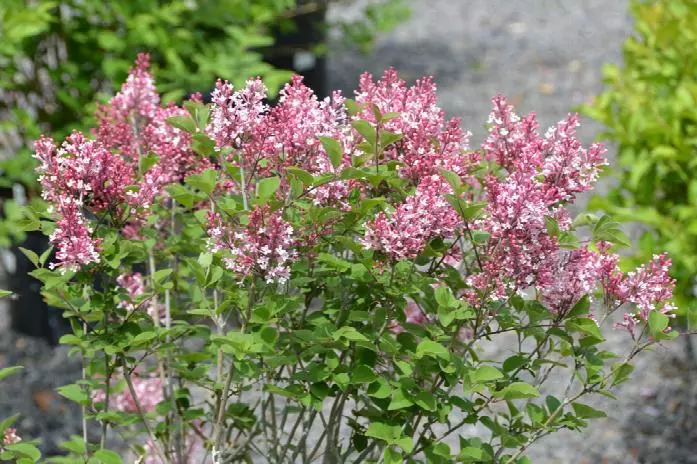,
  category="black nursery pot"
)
[9,231,70,345]
[264,4,329,98]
